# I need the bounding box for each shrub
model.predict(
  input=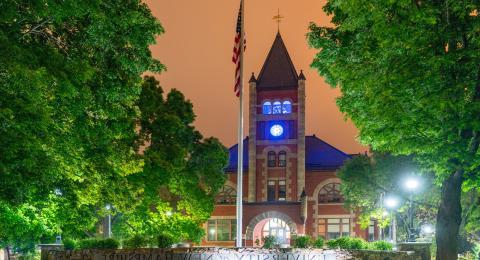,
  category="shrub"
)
[313,237,324,249]
[326,237,368,250]
[63,238,77,250]
[292,235,312,248]
[369,240,393,251]
[78,238,119,249]
[263,235,277,249]
[157,234,175,248]
[123,235,148,248]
